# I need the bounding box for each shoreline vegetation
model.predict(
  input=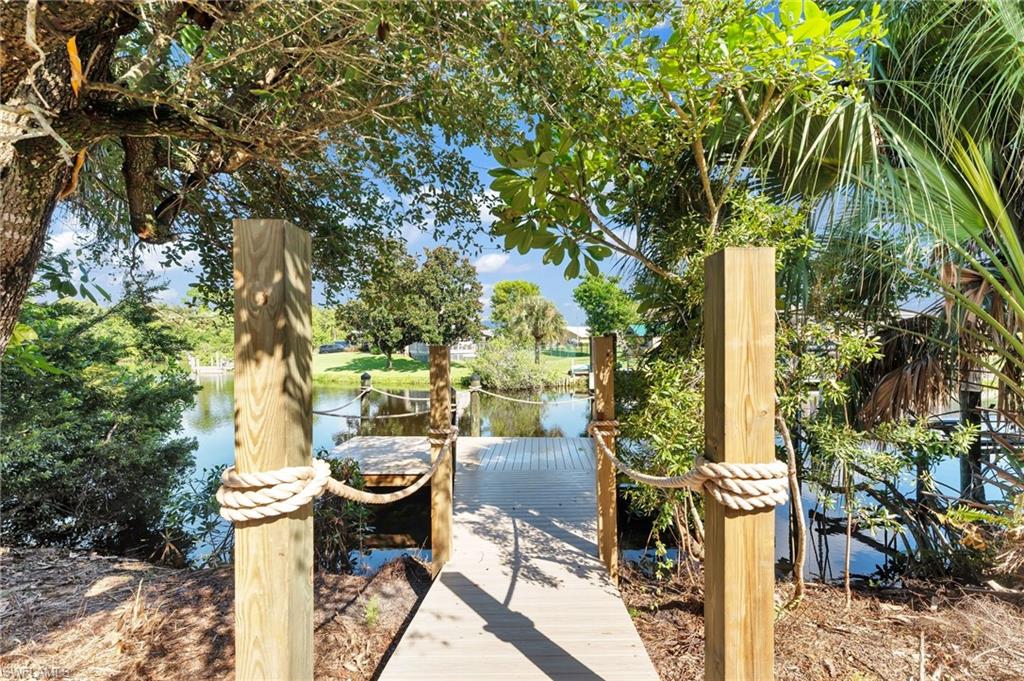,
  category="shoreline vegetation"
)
[4,548,1021,681]
[308,349,587,388]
